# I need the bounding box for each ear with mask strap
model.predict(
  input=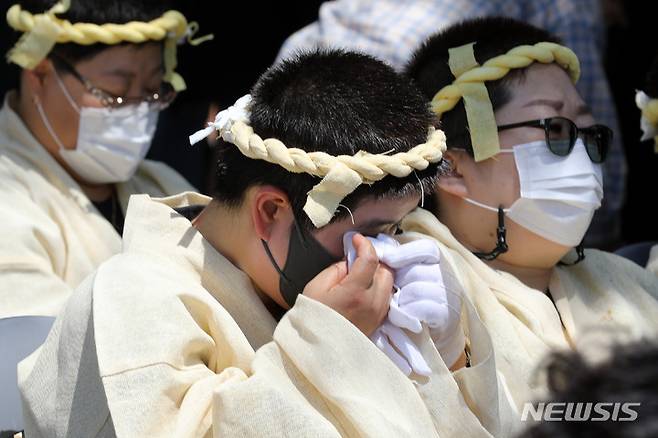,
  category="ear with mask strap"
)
[261,216,341,307]
[472,206,509,261]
